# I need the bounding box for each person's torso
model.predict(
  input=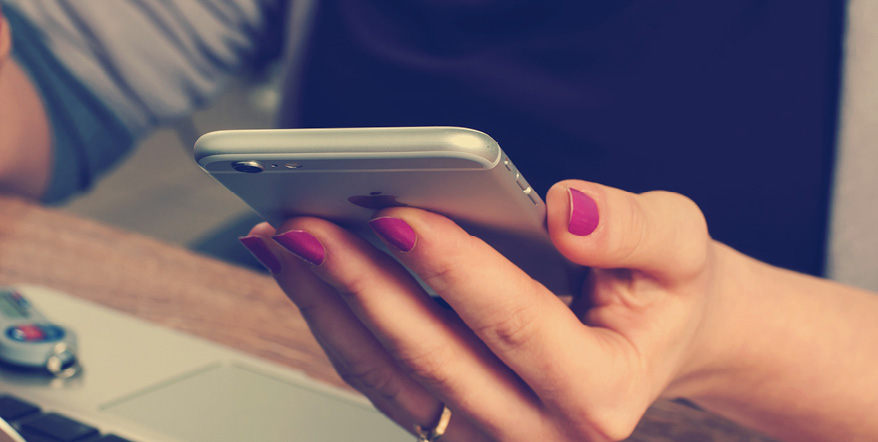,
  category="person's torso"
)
[280,0,845,276]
